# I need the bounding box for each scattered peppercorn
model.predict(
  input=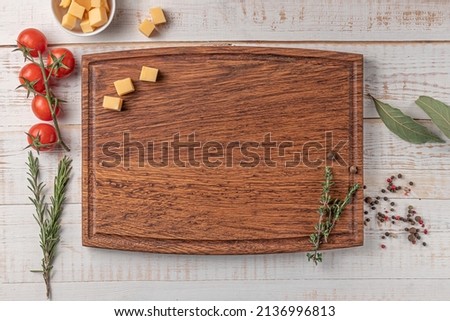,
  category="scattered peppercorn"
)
[364,211,368,215]
[383,197,388,201]
[409,181,414,186]
[371,207,376,210]
[381,189,386,193]
[398,174,402,178]
[422,242,427,247]
[381,244,386,249]
[390,202,395,206]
